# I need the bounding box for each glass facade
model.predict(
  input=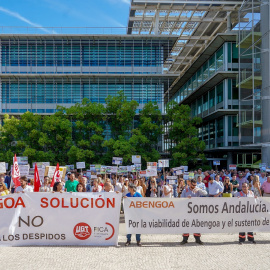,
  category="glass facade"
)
[0,36,177,114]
[1,77,167,113]
[170,42,238,104]
[0,38,173,74]
[238,0,262,145]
